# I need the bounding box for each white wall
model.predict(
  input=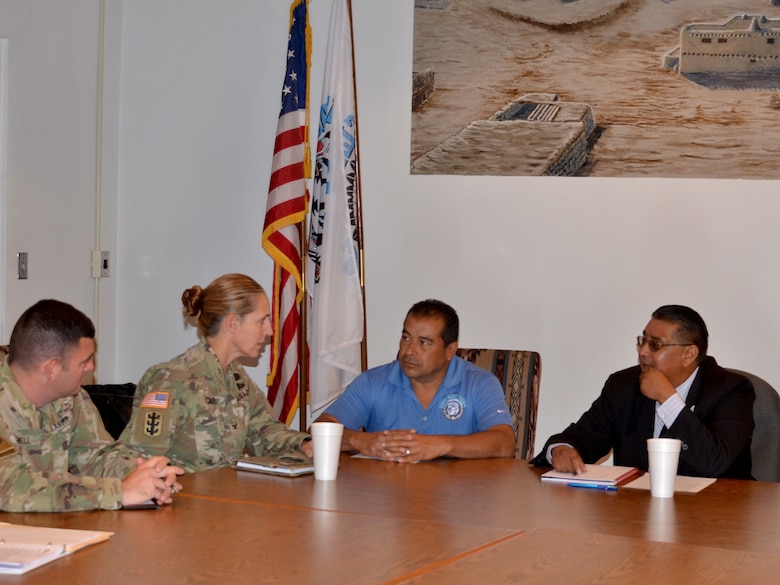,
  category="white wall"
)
[0,1,104,342]
[116,0,780,447]
[115,0,309,386]
[347,1,780,445]
[3,1,779,451]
